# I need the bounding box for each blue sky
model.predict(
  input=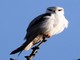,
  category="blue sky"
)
[0,0,80,60]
